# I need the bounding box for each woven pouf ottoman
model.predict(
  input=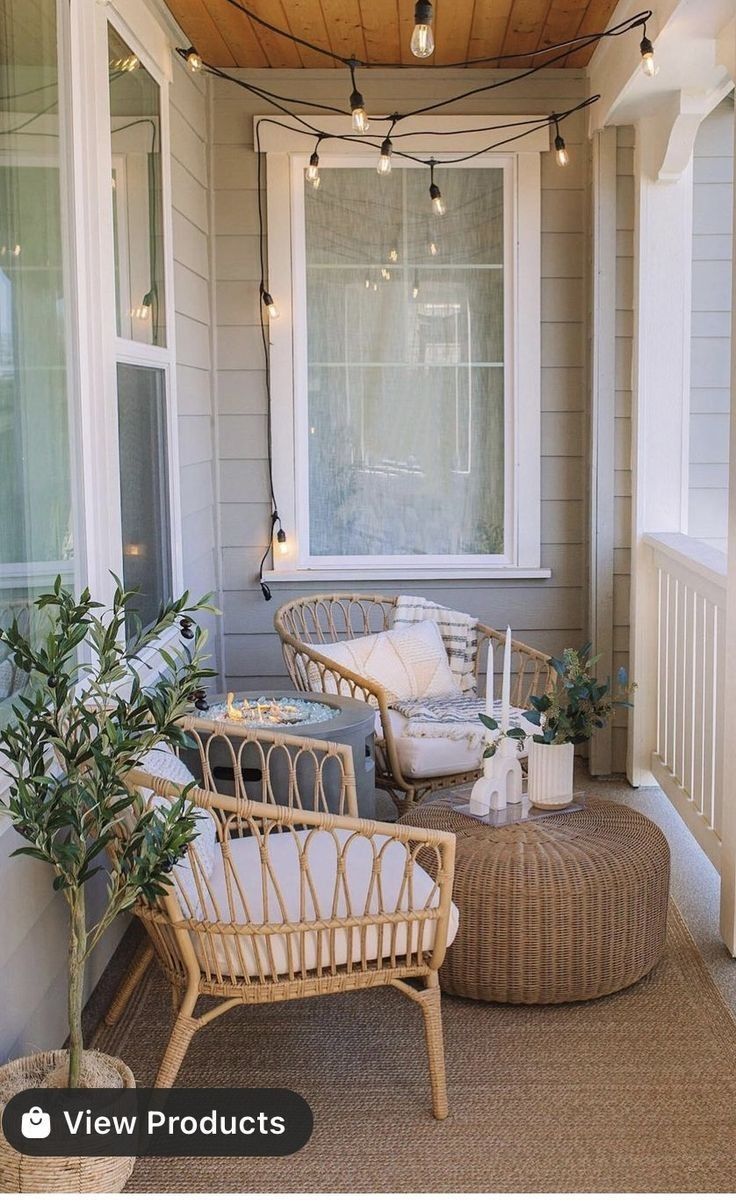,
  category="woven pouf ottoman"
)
[411,796,670,1004]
